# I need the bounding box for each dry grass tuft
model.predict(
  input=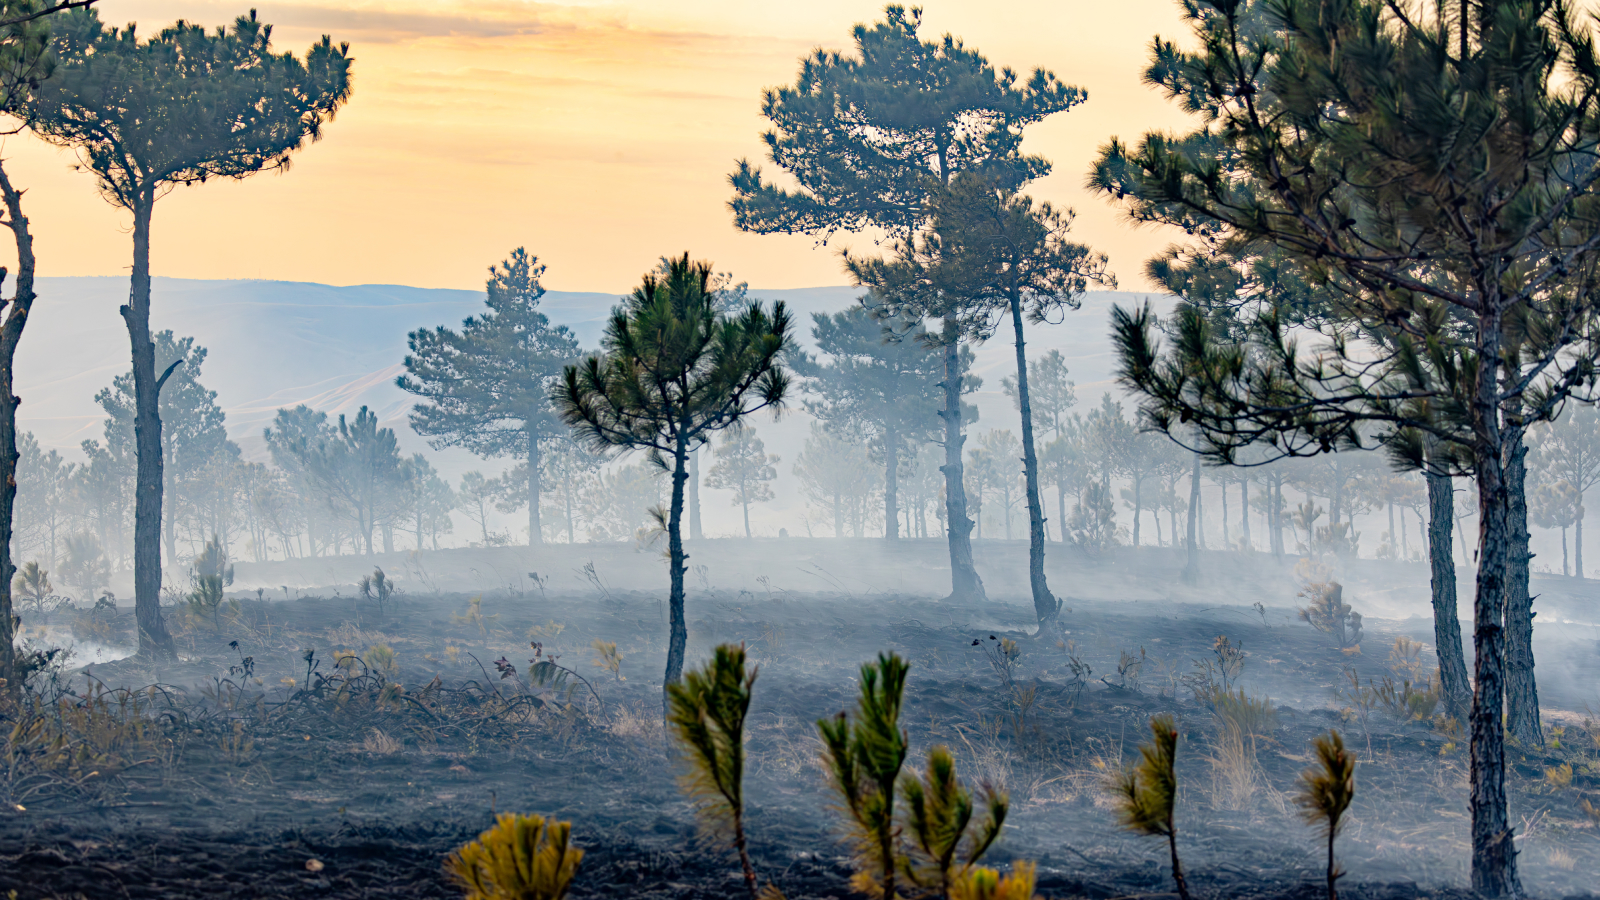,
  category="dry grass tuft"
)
[607,701,663,741]
[363,728,401,754]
